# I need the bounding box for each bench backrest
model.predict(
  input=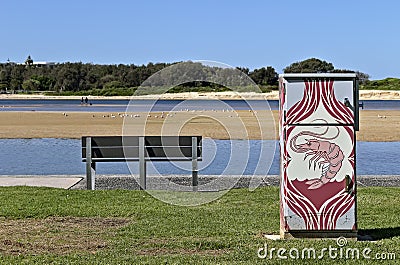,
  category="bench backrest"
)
[82,136,202,162]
